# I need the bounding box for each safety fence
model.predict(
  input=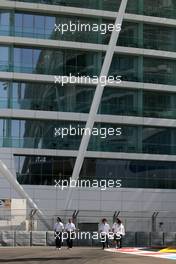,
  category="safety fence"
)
[1,210,176,233]
[0,231,176,247]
